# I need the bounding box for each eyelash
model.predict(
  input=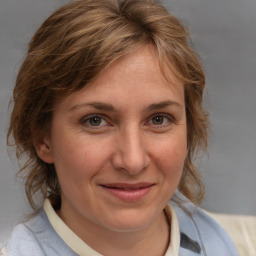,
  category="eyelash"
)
[147,113,174,128]
[80,113,175,129]
[80,114,109,128]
